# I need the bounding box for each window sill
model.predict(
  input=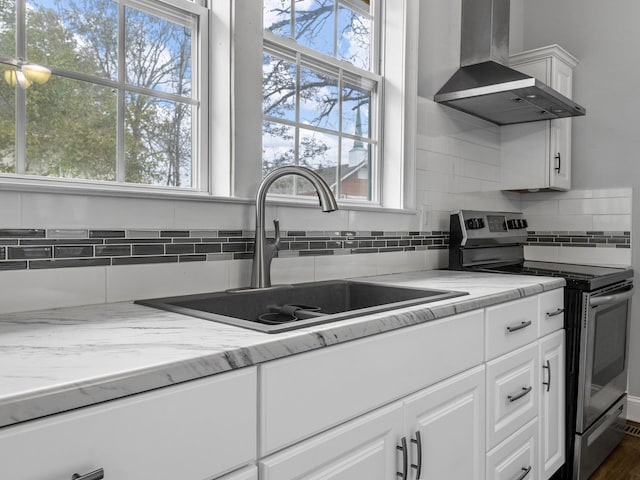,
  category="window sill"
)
[0,176,417,215]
